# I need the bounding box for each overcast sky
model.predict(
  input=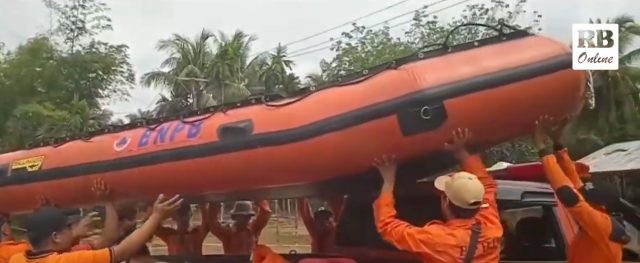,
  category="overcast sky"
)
[1,0,638,118]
